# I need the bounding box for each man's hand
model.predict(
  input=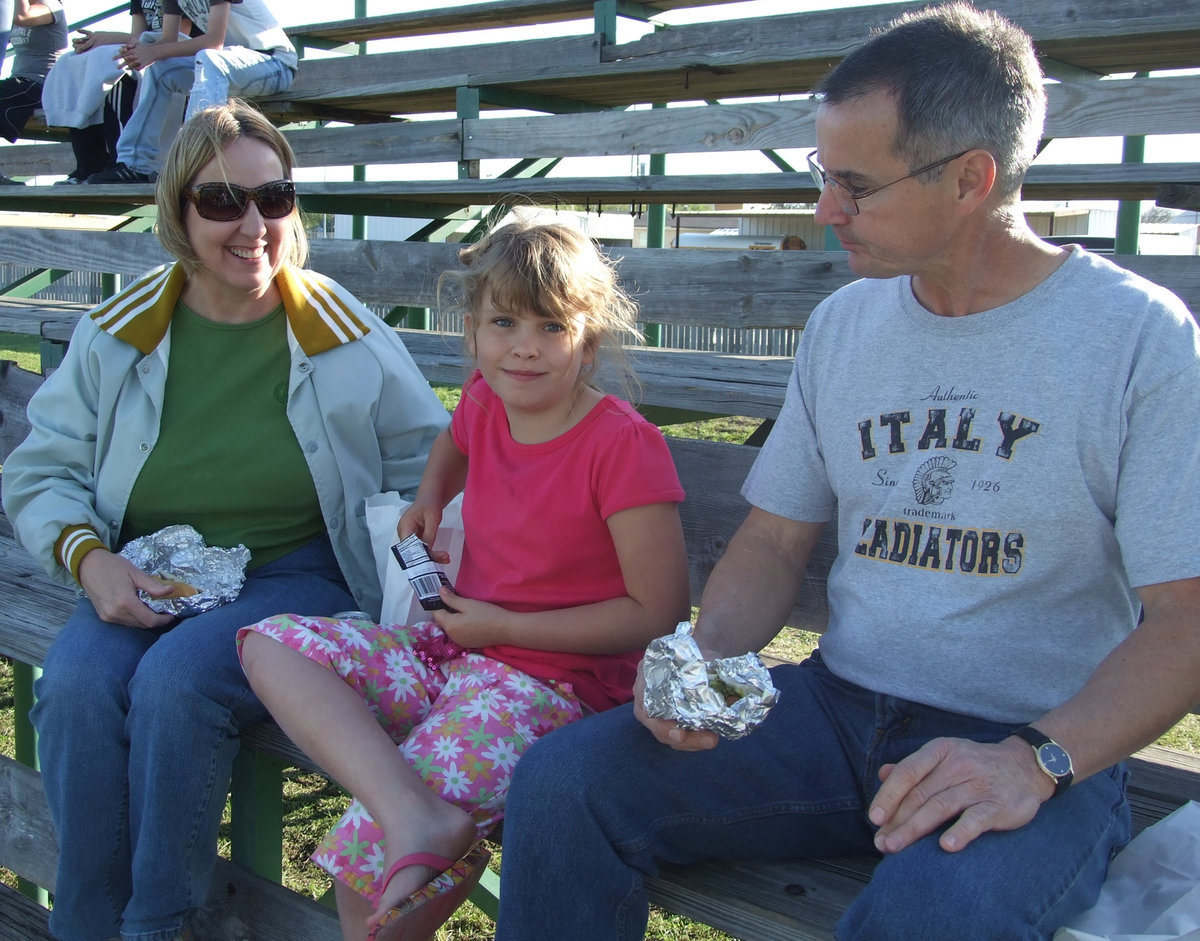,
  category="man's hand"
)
[631,660,720,751]
[117,41,162,71]
[869,735,1053,854]
[77,549,176,629]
